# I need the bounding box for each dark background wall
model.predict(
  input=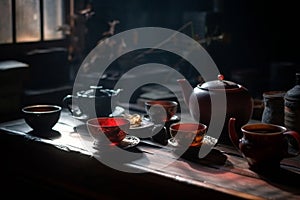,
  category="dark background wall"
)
[84,0,299,61]
[82,0,299,98]
[1,0,299,101]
